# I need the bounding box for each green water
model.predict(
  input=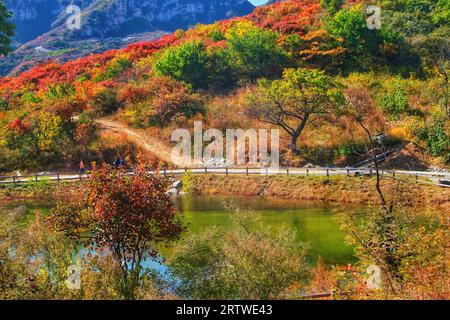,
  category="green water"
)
[177,196,357,265]
[3,196,359,265]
